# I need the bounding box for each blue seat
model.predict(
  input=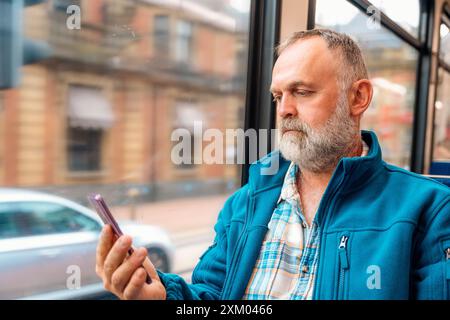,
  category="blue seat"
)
[429,161,450,176]
[427,176,450,188]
